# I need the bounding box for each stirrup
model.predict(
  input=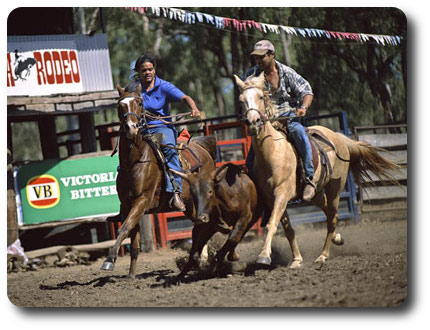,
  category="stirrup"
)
[302,177,316,201]
[304,177,316,187]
